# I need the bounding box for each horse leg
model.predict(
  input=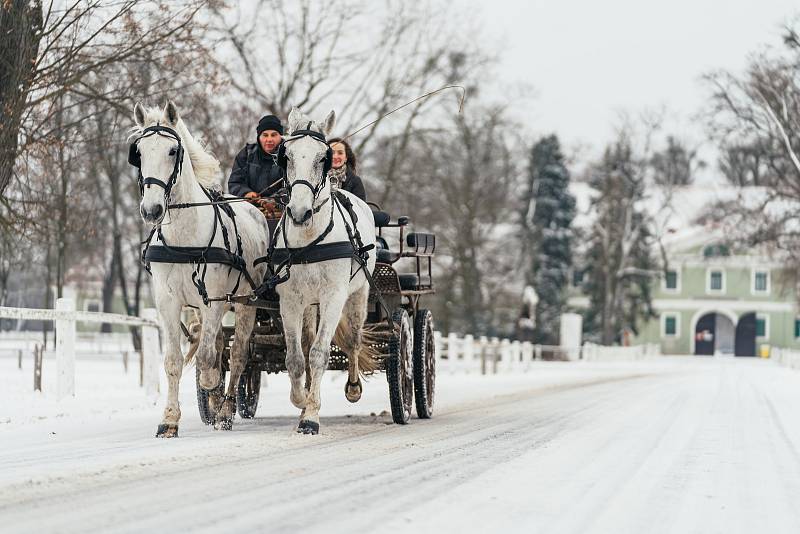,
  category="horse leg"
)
[301,305,317,391]
[196,302,227,390]
[338,286,371,403]
[214,303,256,430]
[281,298,308,411]
[298,291,348,435]
[156,299,183,438]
